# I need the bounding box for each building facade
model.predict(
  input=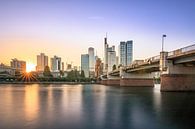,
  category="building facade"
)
[88,47,95,72]
[0,64,16,77]
[95,58,103,78]
[104,36,116,73]
[50,55,61,72]
[119,40,133,66]
[10,58,26,72]
[126,41,133,65]
[36,53,48,72]
[81,54,89,78]
[107,51,116,72]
